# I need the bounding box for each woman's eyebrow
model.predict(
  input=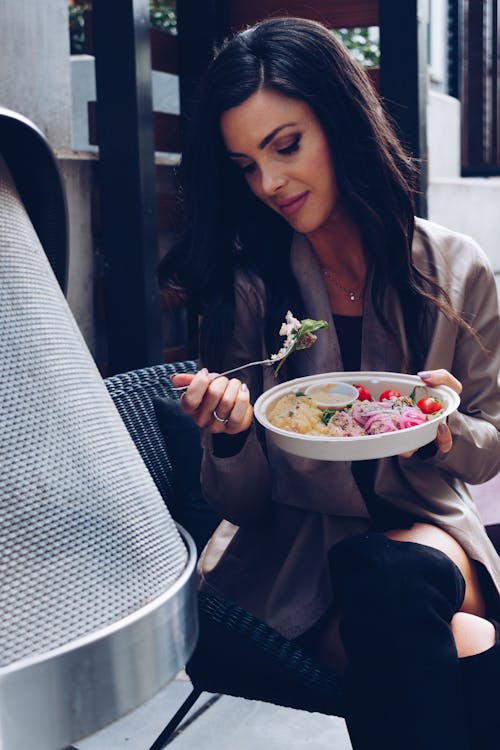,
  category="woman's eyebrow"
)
[227,122,298,157]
